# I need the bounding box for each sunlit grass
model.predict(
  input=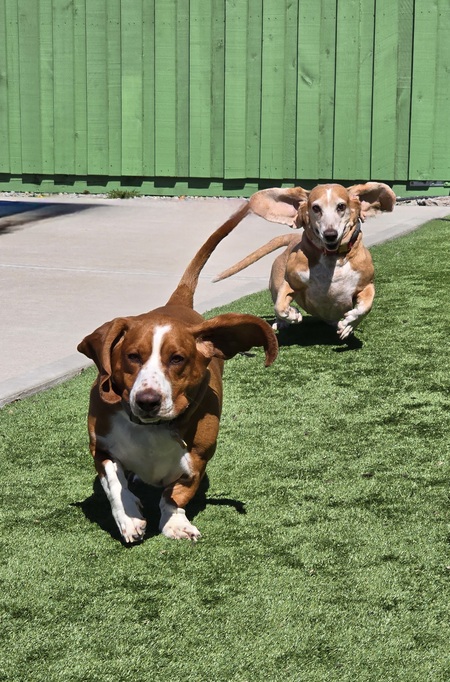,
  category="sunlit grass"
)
[1,218,449,681]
